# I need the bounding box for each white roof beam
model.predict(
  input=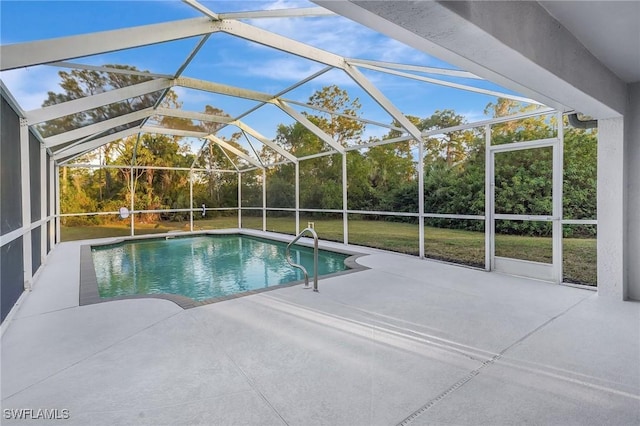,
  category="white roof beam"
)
[344,135,413,152]
[346,58,482,80]
[297,150,339,162]
[231,121,297,163]
[26,78,173,124]
[283,98,404,131]
[44,107,155,148]
[51,132,104,158]
[206,135,264,169]
[0,17,223,71]
[182,0,220,20]
[57,151,93,166]
[351,62,542,105]
[46,62,173,79]
[177,77,275,103]
[222,19,345,68]
[275,99,345,154]
[141,126,209,139]
[422,107,556,136]
[53,128,139,159]
[219,7,336,20]
[342,64,423,141]
[154,107,233,124]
